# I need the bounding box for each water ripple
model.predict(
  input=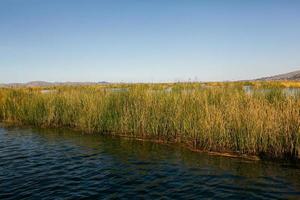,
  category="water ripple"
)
[0,127,300,199]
